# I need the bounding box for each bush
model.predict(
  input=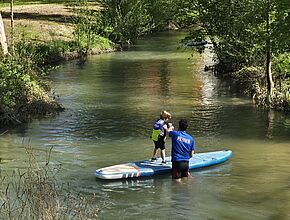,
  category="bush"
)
[0,146,101,219]
[231,66,264,95]
[14,39,76,67]
[273,53,290,80]
[0,58,62,124]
